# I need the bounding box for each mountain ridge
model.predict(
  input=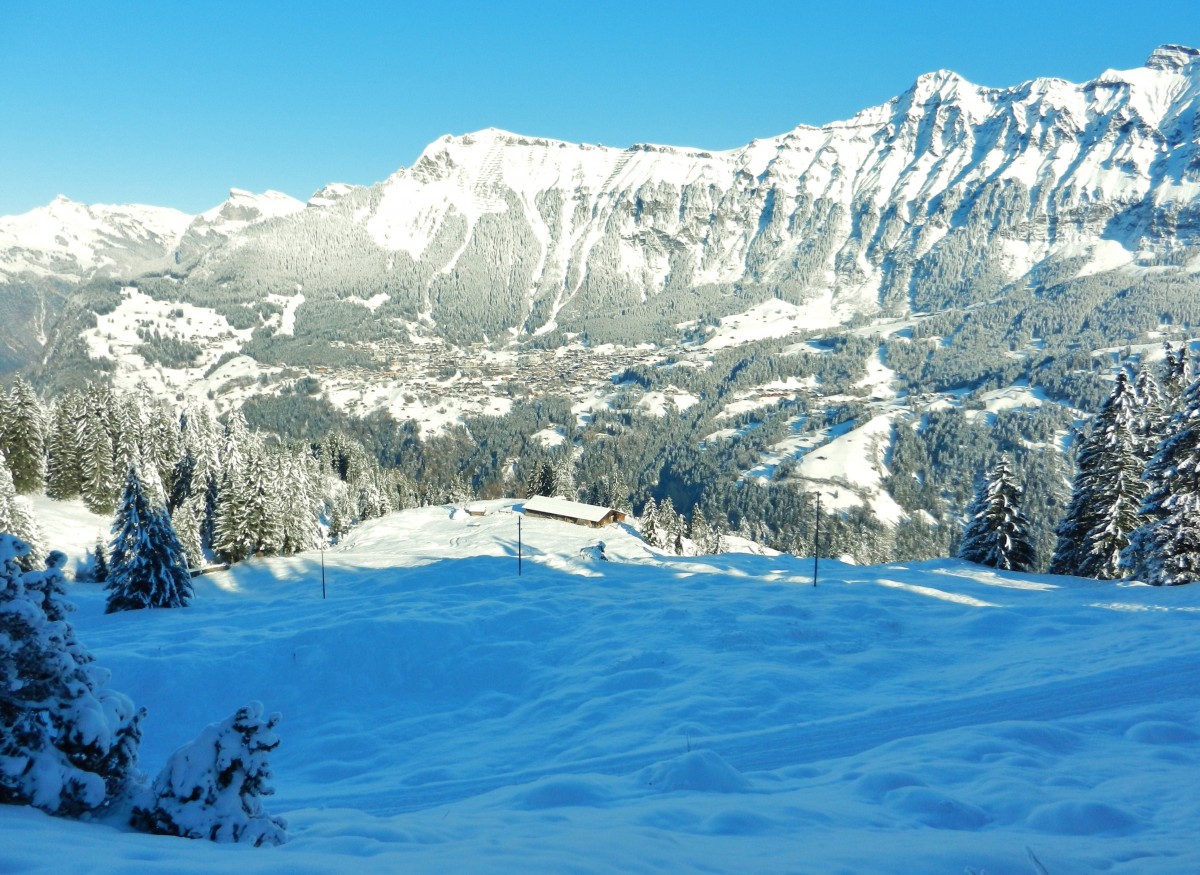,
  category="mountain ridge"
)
[5,44,1200,377]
